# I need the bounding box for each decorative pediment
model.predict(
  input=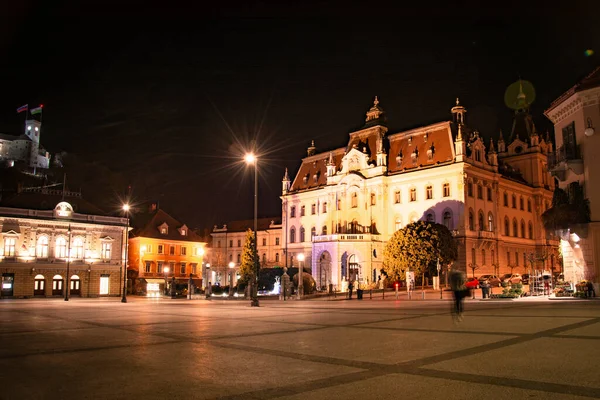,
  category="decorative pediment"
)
[2,229,19,236]
[100,236,114,242]
[339,148,370,174]
[507,138,529,155]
